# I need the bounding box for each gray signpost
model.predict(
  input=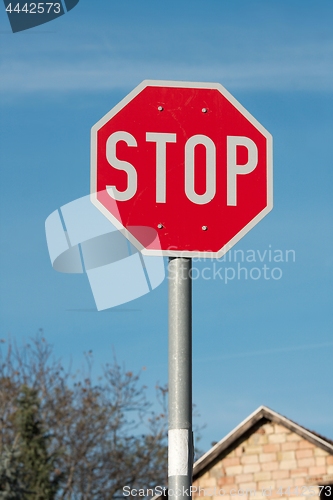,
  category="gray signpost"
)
[168,257,193,500]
